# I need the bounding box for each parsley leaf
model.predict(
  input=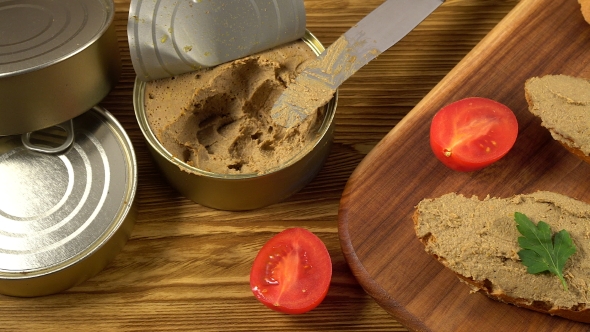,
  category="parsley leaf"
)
[514,212,577,291]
